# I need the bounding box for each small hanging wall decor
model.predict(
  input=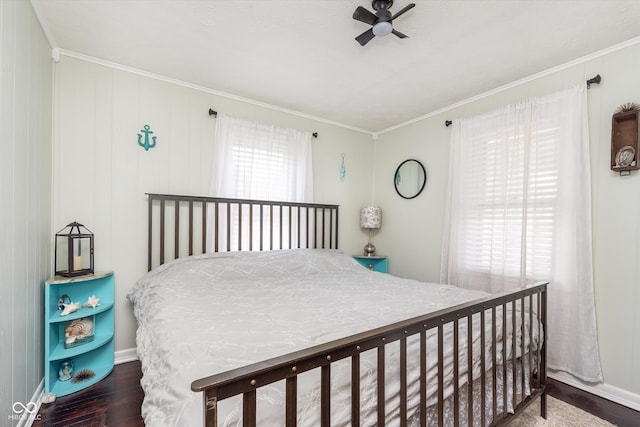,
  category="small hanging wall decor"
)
[138,124,157,151]
[340,153,346,182]
[611,102,640,175]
